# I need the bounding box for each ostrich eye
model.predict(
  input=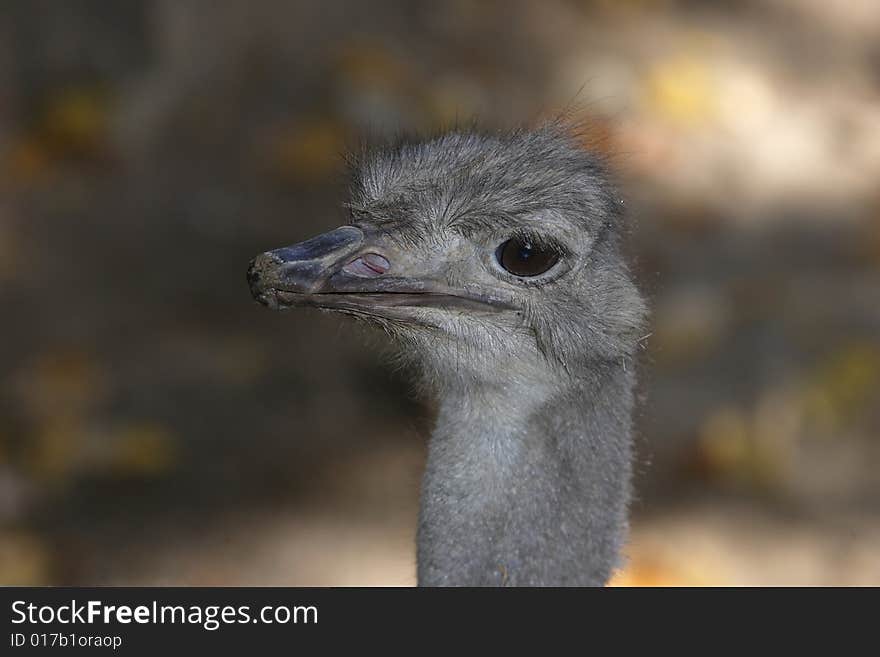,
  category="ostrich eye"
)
[495,238,559,277]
